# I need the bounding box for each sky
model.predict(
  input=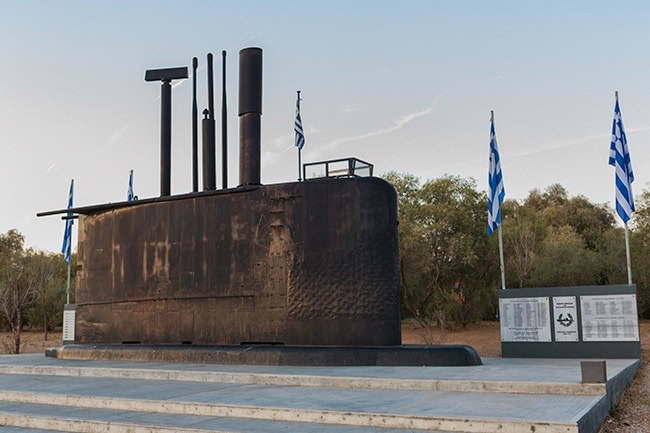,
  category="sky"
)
[1,1,649,252]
